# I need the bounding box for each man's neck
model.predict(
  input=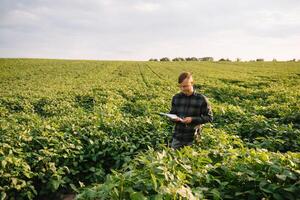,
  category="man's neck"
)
[185,89,194,96]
